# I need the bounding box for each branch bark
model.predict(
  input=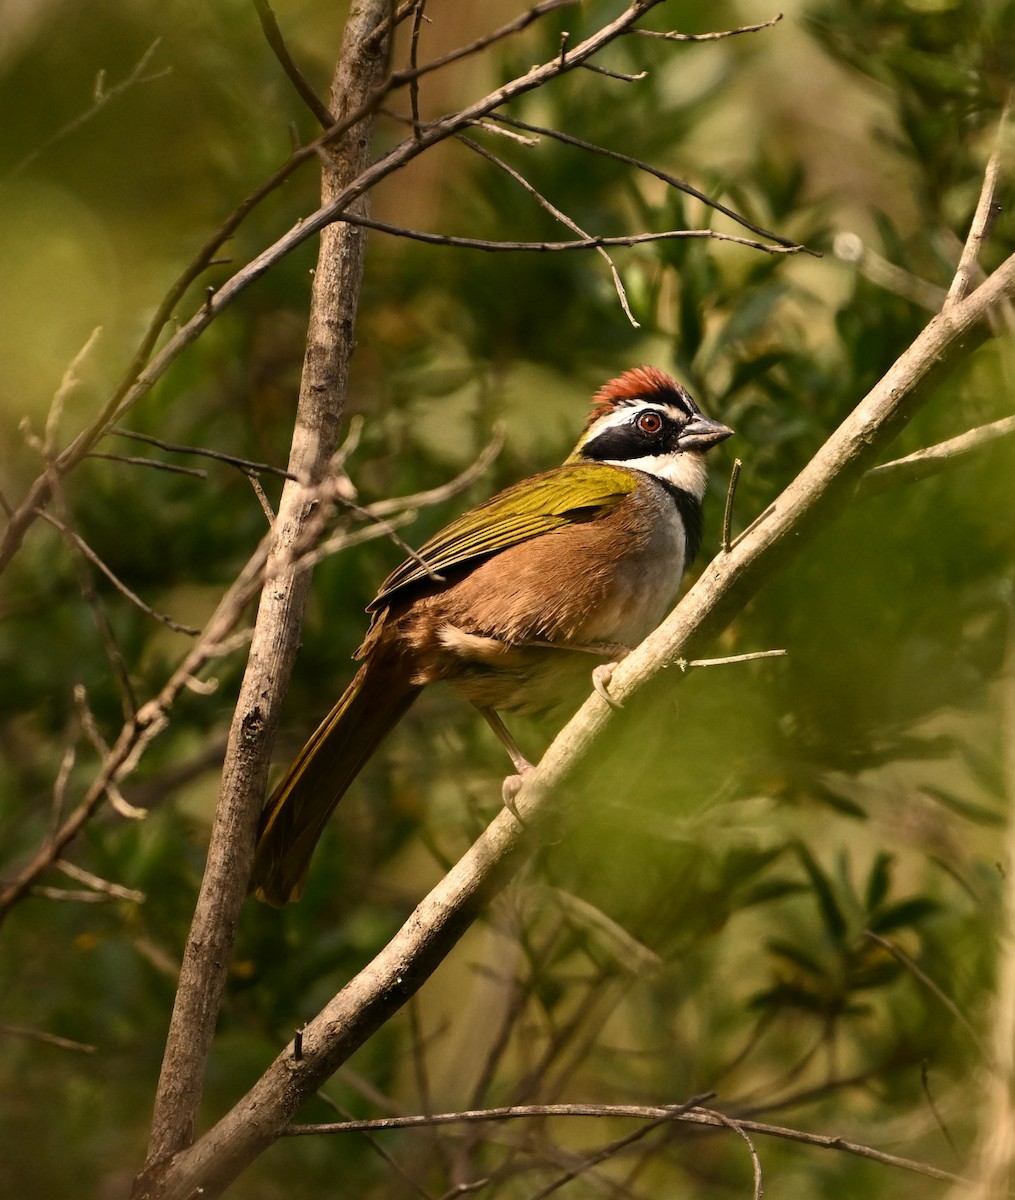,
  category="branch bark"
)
[134,0,390,1190]
[133,249,1015,1200]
